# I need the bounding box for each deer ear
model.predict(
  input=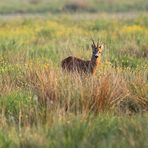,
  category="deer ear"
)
[91,44,95,49]
[99,45,104,49]
[99,45,104,52]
